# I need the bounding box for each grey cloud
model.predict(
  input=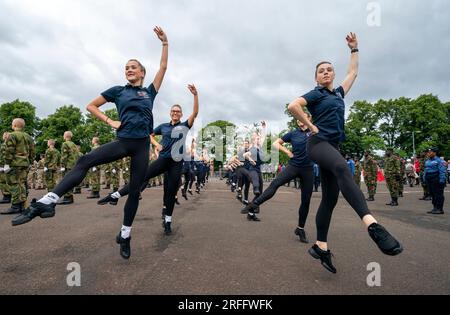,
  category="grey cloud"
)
[0,0,449,134]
